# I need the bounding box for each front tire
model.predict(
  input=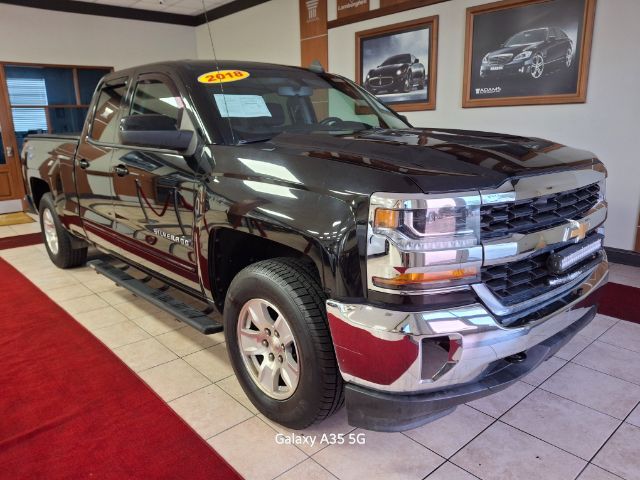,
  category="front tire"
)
[531,53,545,79]
[39,193,87,268]
[224,257,344,429]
